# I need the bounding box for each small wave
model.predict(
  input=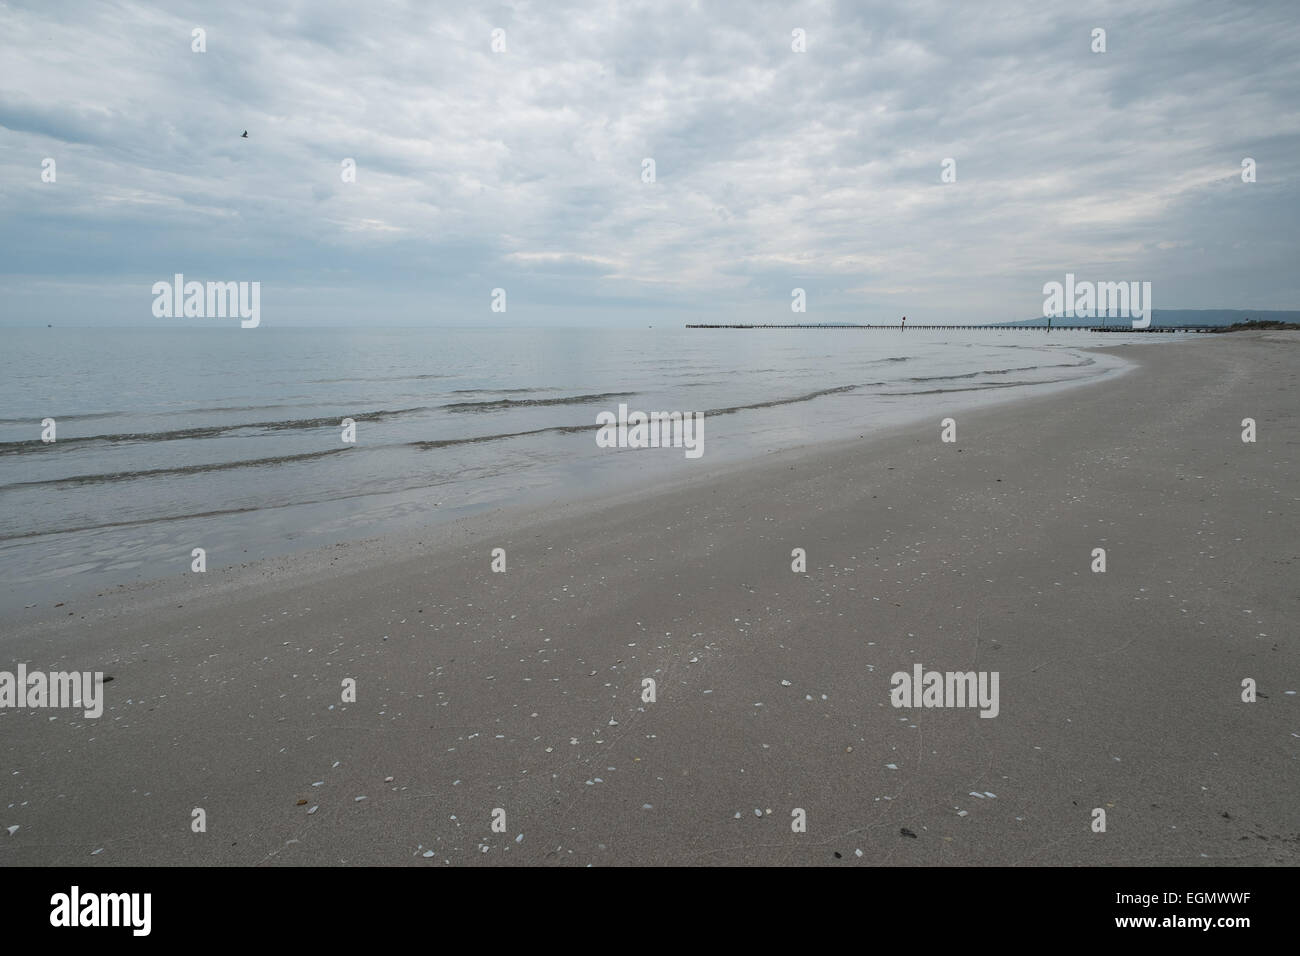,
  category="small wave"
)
[701,382,867,417]
[156,400,332,415]
[441,391,637,413]
[0,505,266,542]
[0,447,355,490]
[305,373,451,384]
[0,410,126,425]
[412,426,569,449]
[414,383,874,447]
[890,380,1045,396]
[449,387,552,395]
[904,370,985,383]
[902,360,1090,385]
[0,407,433,454]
